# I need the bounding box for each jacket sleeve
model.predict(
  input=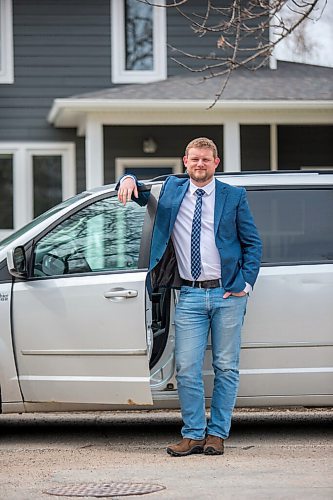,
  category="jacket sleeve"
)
[115,174,151,207]
[236,188,262,288]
